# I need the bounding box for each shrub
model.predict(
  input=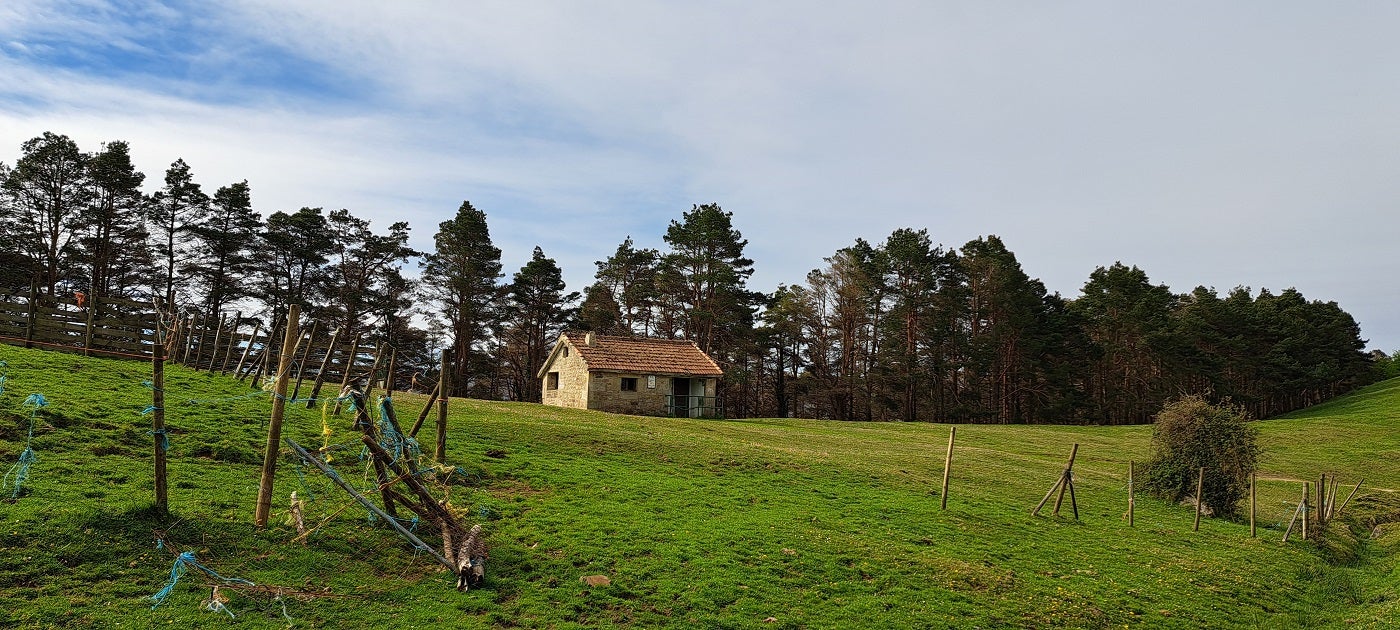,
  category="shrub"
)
[1143,396,1259,518]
